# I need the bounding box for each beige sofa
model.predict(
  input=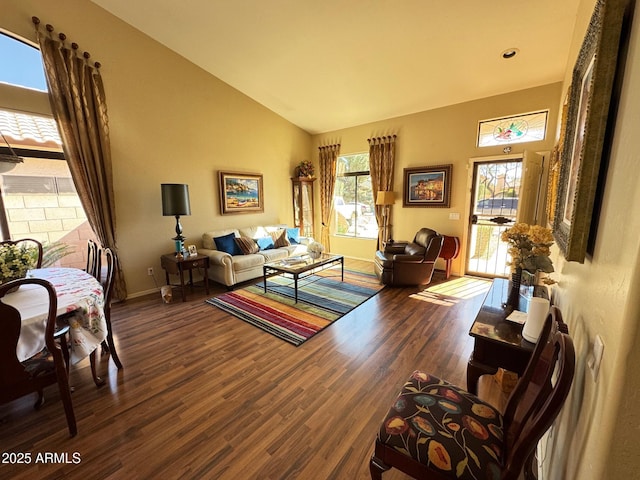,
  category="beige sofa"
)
[199,225,311,288]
